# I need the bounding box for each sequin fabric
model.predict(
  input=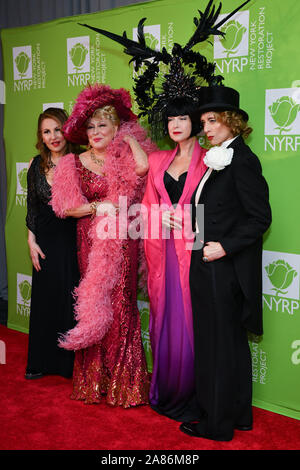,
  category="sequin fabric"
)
[75,156,109,276]
[71,156,150,407]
